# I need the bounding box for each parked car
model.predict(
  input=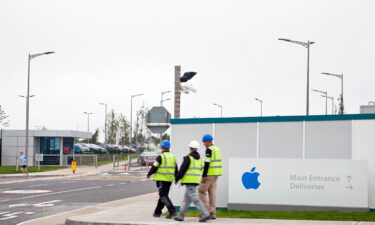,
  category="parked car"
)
[74,144,90,154]
[138,151,158,166]
[86,143,107,154]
